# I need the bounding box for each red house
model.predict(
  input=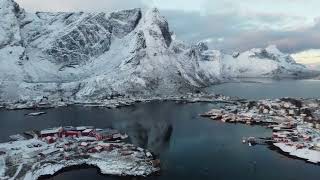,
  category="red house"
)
[64,131,81,137]
[82,129,95,136]
[44,136,57,144]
